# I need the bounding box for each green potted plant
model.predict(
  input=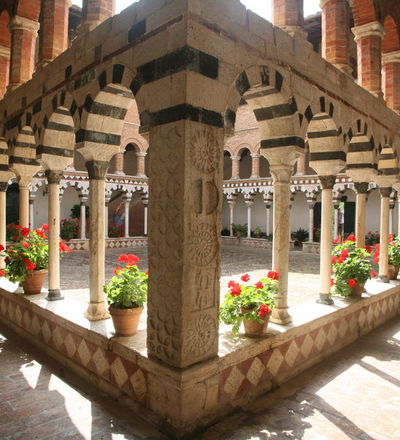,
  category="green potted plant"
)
[220,271,278,336]
[60,218,79,240]
[251,226,263,238]
[291,227,309,248]
[387,235,400,280]
[104,254,148,336]
[331,234,376,298]
[0,224,71,294]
